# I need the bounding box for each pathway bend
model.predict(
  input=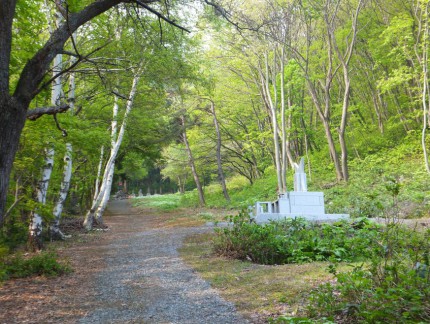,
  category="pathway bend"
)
[80,199,248,323]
